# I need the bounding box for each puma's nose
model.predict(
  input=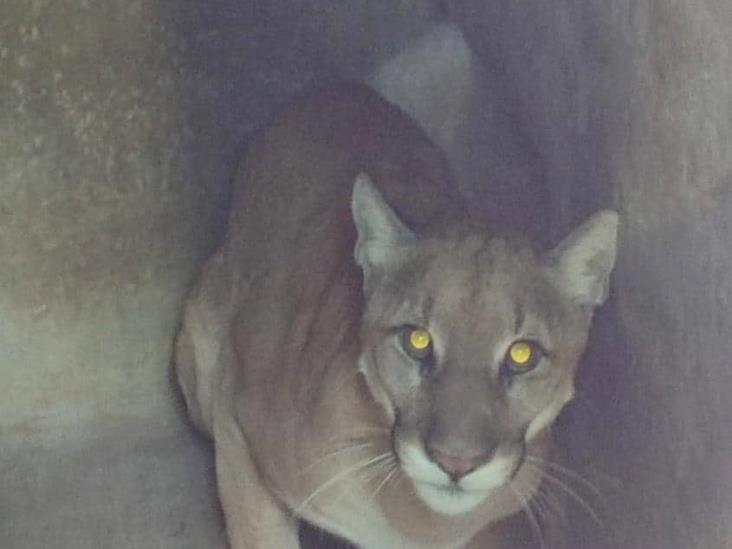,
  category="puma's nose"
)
[428,449,488,480]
